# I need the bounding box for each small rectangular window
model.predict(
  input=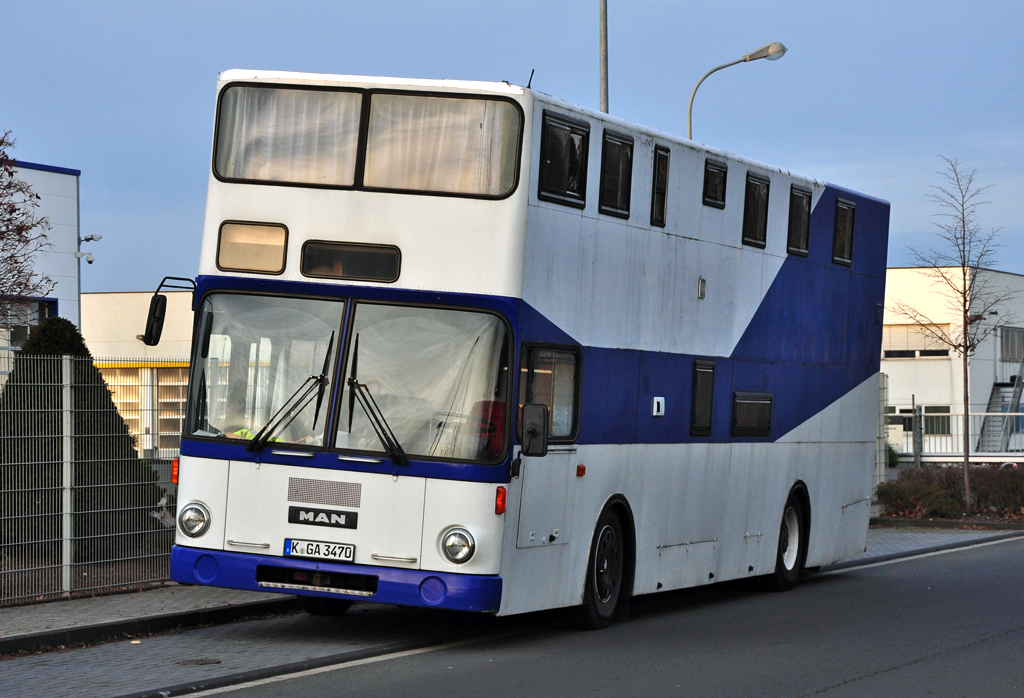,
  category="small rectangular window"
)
[703,159,727,209]
[919,349,949,357]
[742,173,770,249]
[732,392,772,437]
[787,186,812,256]
[217,221,287,274]
[518,345,581,442]
[833,199,856,265]
[599,131,633,218]
[884,350,917,358]
[538,112,590,209]
[650,146,670,227]
[690,360,715,436]
[301,241,401,283]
